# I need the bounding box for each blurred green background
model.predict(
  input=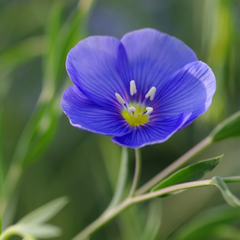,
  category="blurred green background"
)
[1,0,240,239]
